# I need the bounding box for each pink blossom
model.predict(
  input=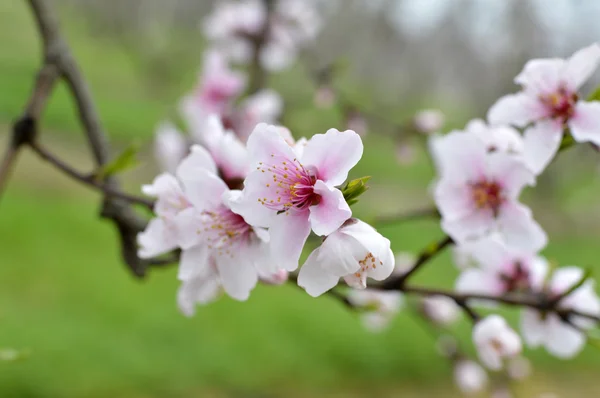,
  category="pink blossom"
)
[455,235,548,297]
[154,122,188,174]
[473,315,522,370]
[137,145,217,258]
[433,132,547,252]
[454,360,488,395]
[233,124,363,271]
[413,109,445,134]
[233,89,283,141]
[421,295,459,326]
[180,50,246,128]
[521,266,600,358]
[488,44,600,174]
[297,219,395,296]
